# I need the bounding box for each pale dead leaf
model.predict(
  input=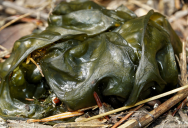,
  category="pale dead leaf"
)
[0,23,37,50]
[134,8,148,17]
